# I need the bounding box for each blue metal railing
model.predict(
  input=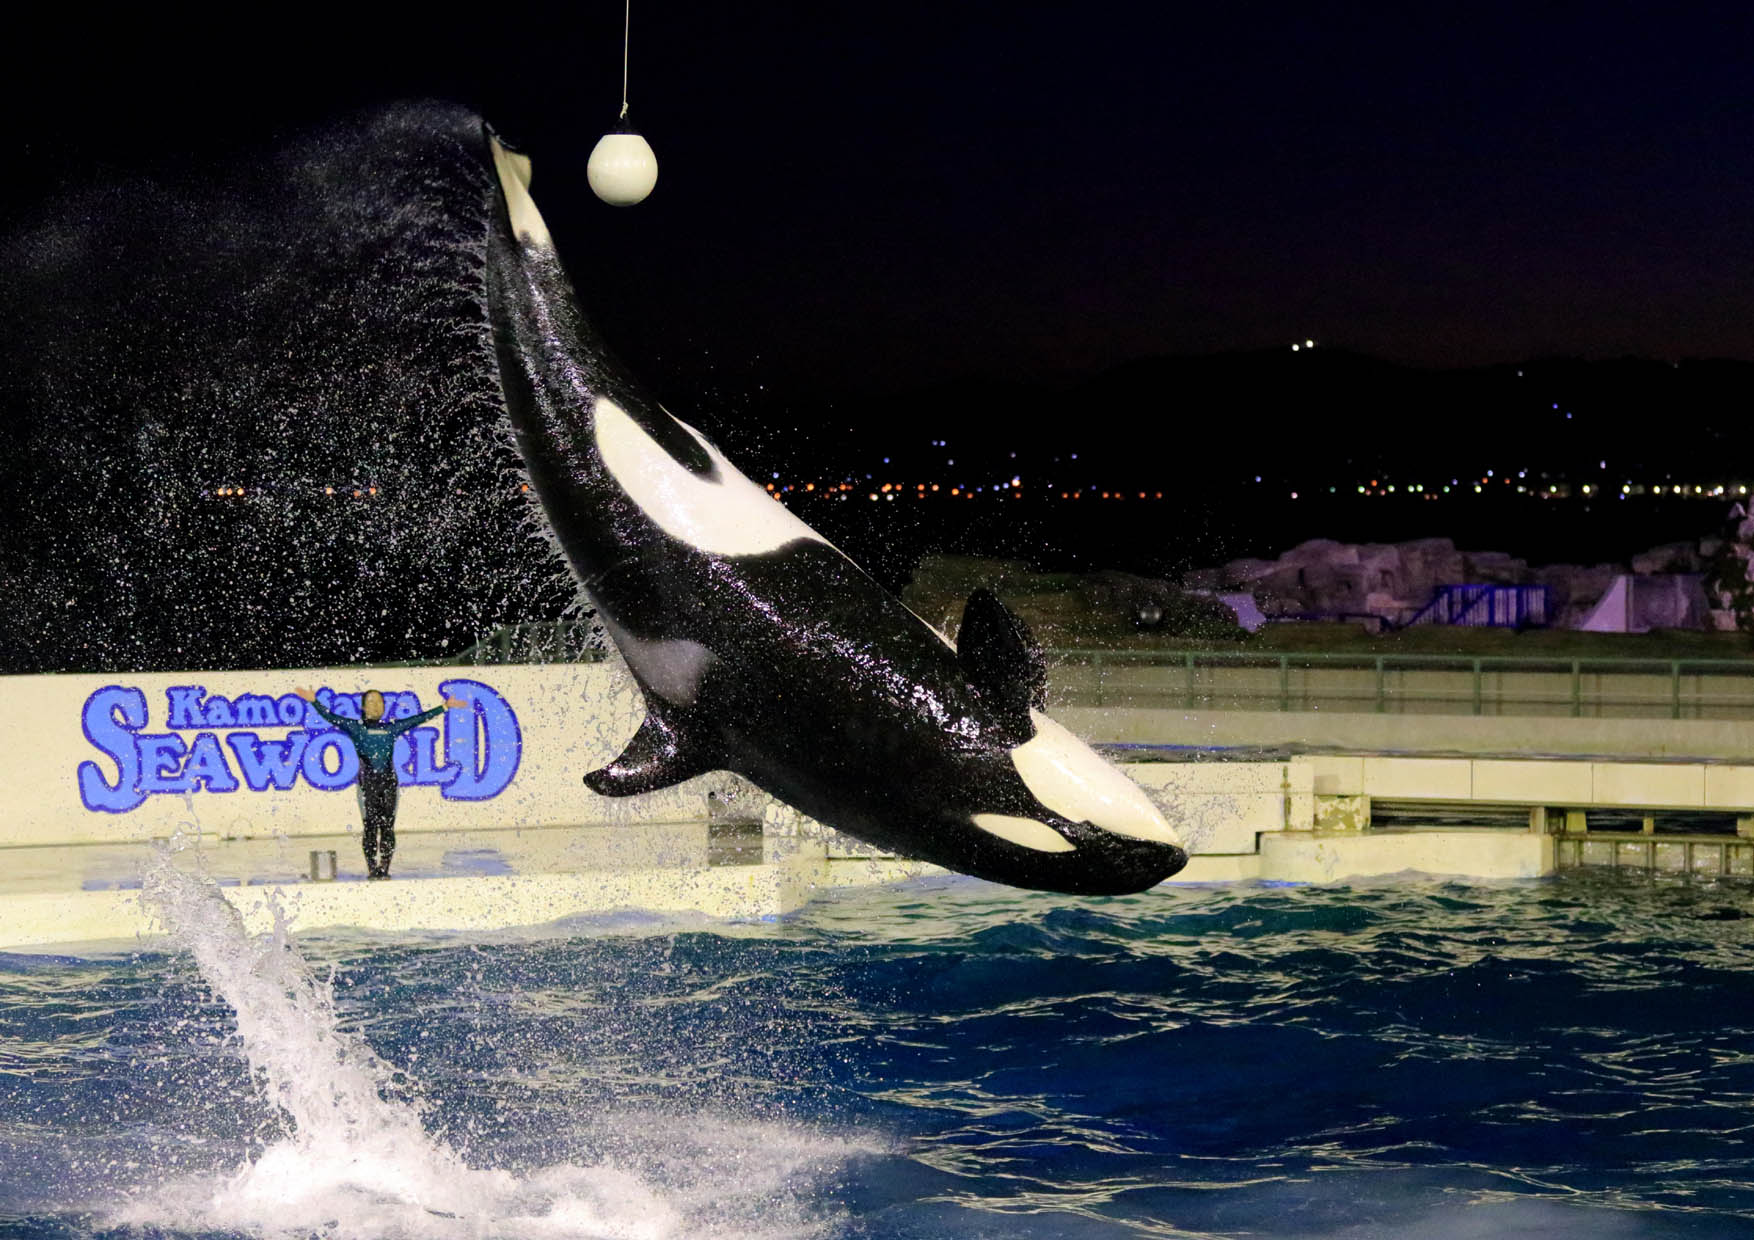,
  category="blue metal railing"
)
[1404,584,1552,629]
